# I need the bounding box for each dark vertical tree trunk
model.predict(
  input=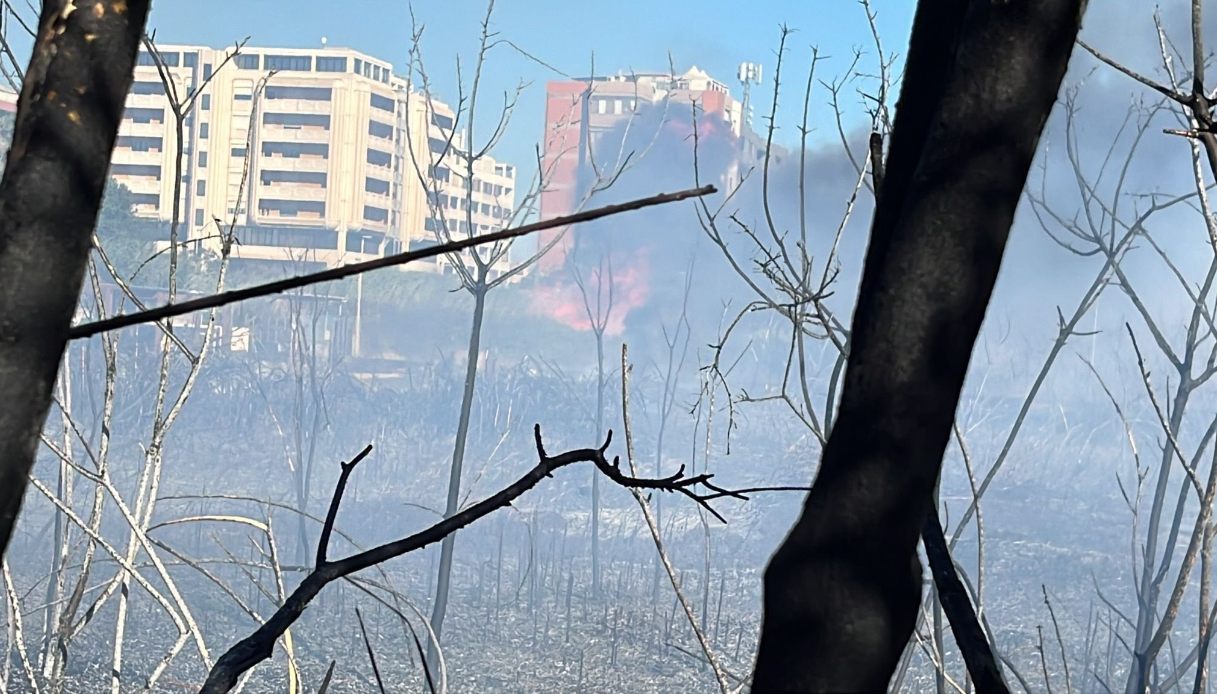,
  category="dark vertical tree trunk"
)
[751,1,1087,690]
[0,0,152,557]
